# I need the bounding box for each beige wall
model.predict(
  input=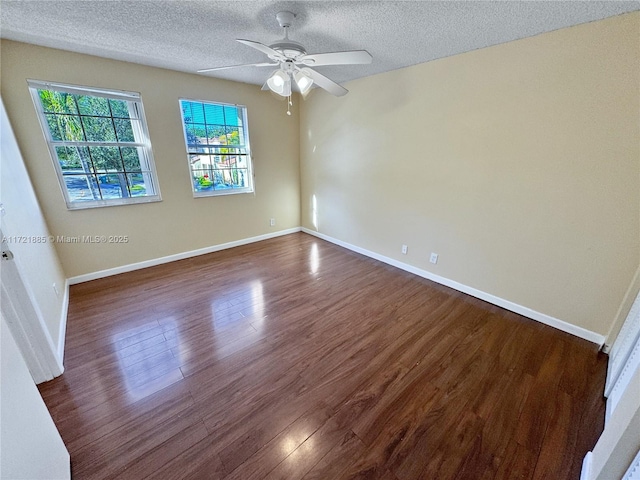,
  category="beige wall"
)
[300,12,640,336]
[1,40,300,278]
